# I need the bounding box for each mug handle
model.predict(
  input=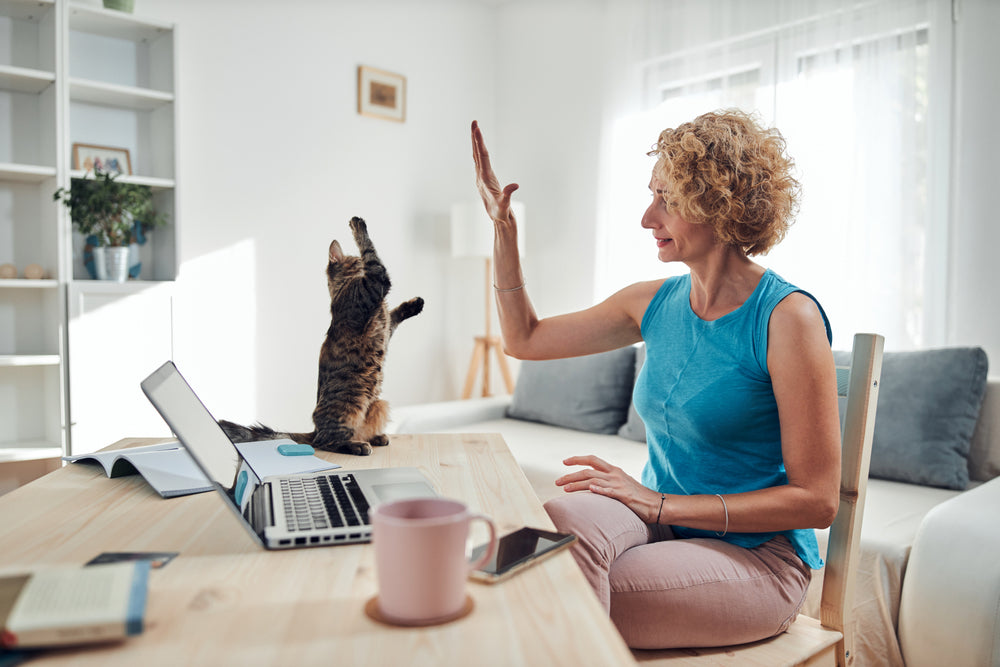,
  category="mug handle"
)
[467,513,498,572]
